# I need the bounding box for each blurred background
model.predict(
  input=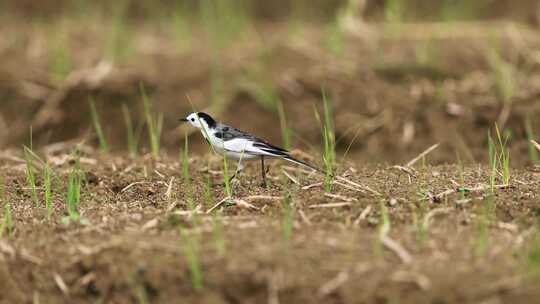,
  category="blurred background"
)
[1,0,540,166]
